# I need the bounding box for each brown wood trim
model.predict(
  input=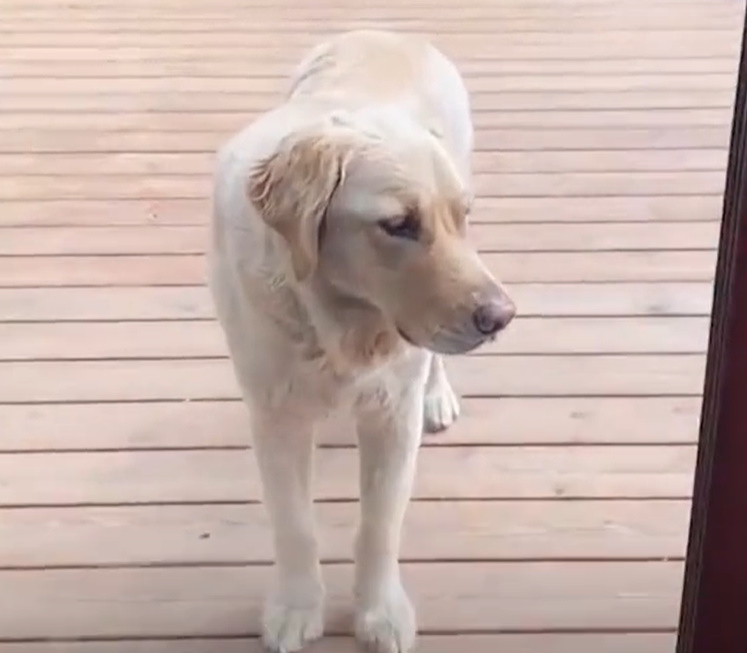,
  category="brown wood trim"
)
[676,9,747,653]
